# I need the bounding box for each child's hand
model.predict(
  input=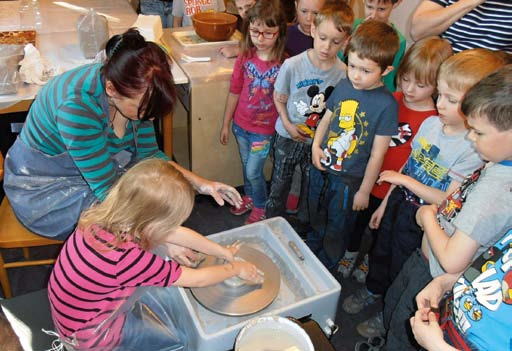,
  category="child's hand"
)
[311,145,327,170]
[220,240,242,262]
[220,125,230,145]
[369,203,386,229]
[285,123,309,142]
[219,45,239,58]
[377,170,406,186]
[165,243,200,267]
[236,261,265,284]
[415,277,444,310]
[410,309,445,351]
[353,190,369,211]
